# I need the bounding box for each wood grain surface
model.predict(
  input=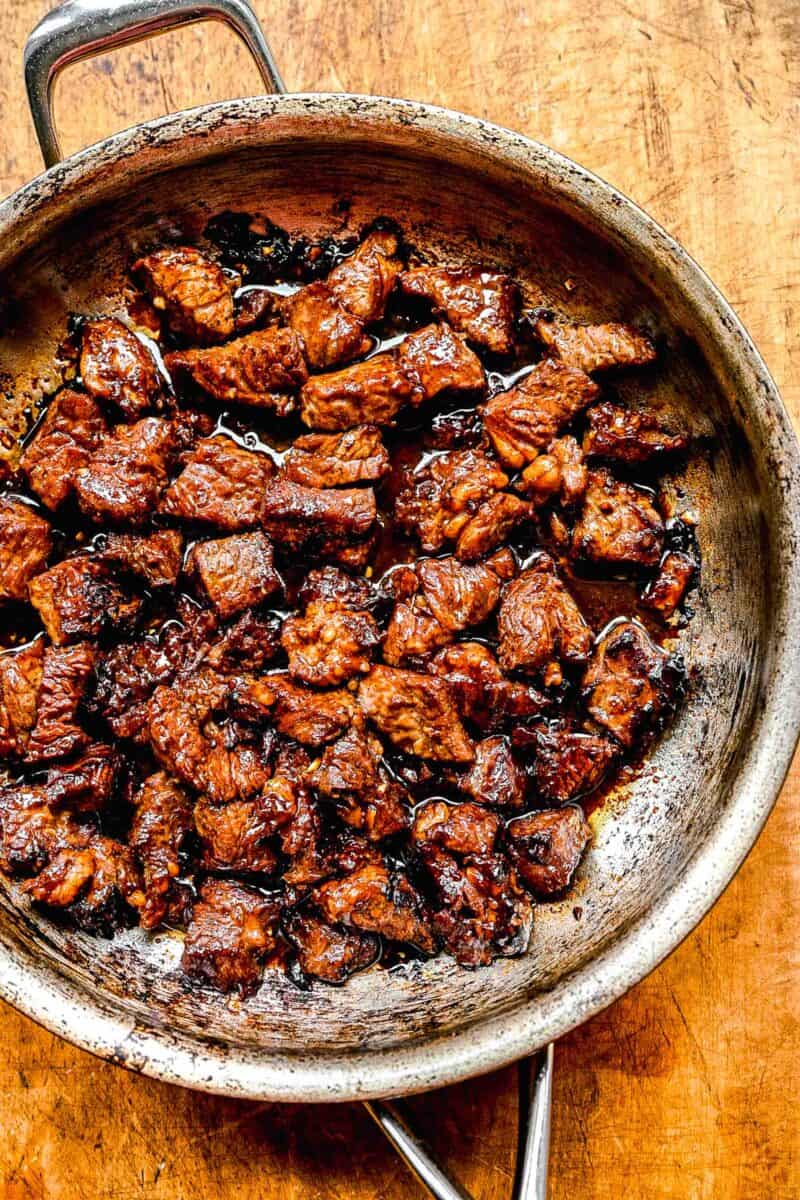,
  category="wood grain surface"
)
[1,1,798,1197]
